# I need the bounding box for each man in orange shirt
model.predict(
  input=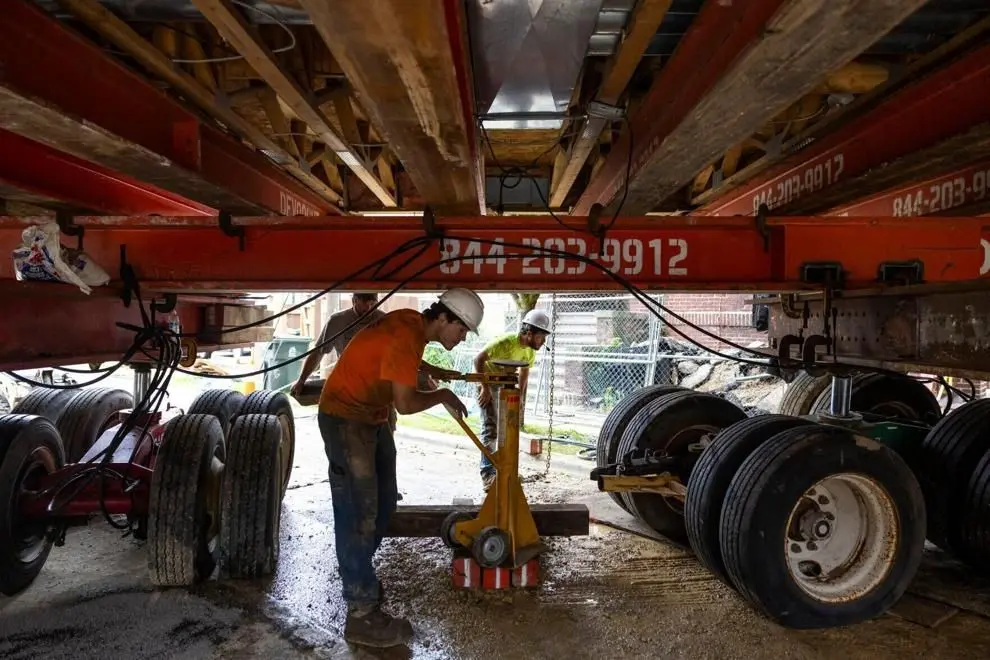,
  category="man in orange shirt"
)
[318,288,483,648]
